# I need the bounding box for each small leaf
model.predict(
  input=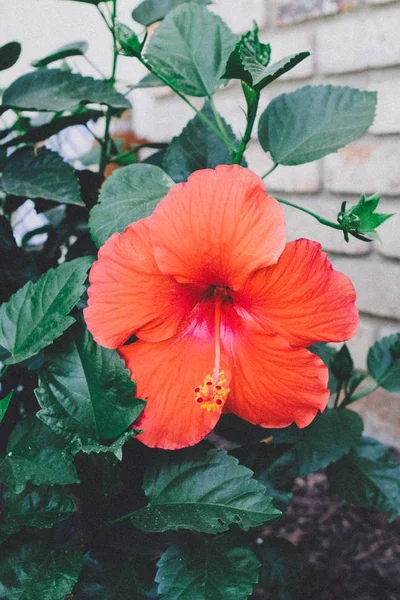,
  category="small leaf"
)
[115,23,142,57]
[257,537,301,600]
[163,101,244,182]
[72,430,139,461]
[327,437,400,521]
[130,445,281,534]
[0,416,79,493]
[132,0,212,26]
[247,52,310,91]
[367,333,400,392]
[223,24,271,85]
[2,69,131,112]
[309,342,338,394]
[0,42,21,72]
[331,343,354,381]
[338,194,394,242]
[0,256,93,365]
[0,391,13,424]
[32,41,88,68]
[258,85,377,165]
[2,147,83,206]
[0,540,83,600]
[89,164,174,247]
[156,535,260,600]
[145,3,236,97]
